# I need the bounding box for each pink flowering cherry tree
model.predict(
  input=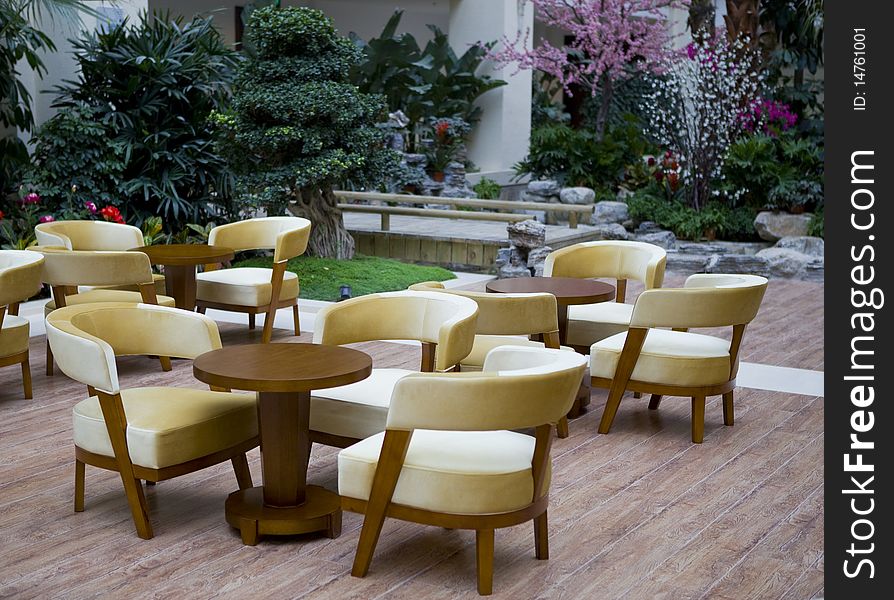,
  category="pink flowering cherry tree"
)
[487,0,689,140]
